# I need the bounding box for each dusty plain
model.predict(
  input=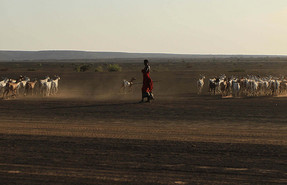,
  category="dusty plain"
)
[0,58,287,184]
